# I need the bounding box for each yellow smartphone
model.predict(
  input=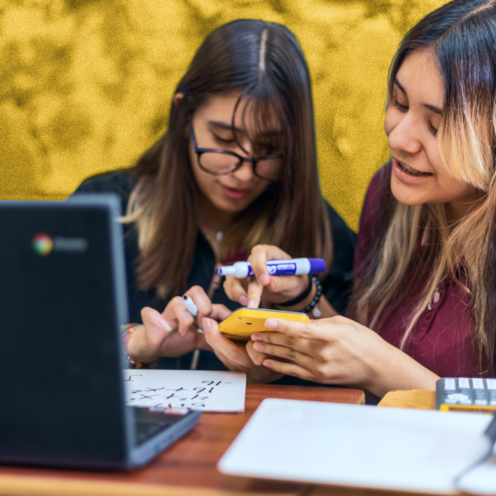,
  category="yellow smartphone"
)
[218,308,310,341]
